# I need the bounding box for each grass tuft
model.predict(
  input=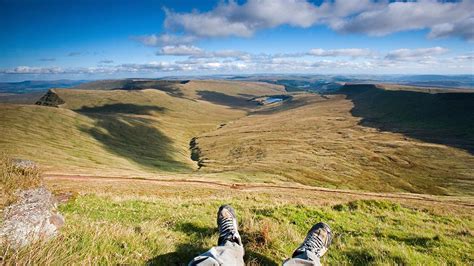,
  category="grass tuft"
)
[2,192,472,265]
[0,154,42,207]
